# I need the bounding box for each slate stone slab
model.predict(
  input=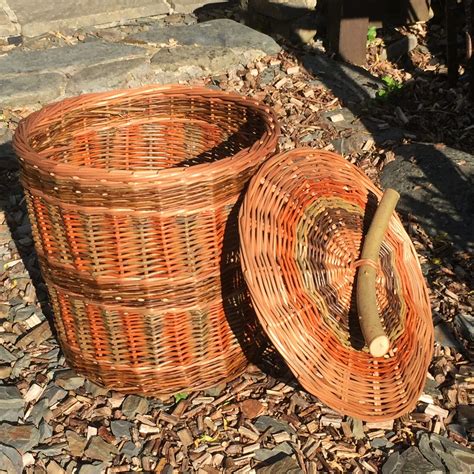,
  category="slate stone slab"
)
[0,40,147,76]
[0,443,23,474]
[0,423,40,453]
[168,0,224,14]
[7,0,169,37]
[381,143,474,252]
[303,53,384,104]
[151,45,249,82]
[254,416,296,435]
[256,455,302,473]
[130,19,280,55]
[66,58,151,95]
[0,5,18,38]
[0,73,65,108]
[0,385,24,422]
